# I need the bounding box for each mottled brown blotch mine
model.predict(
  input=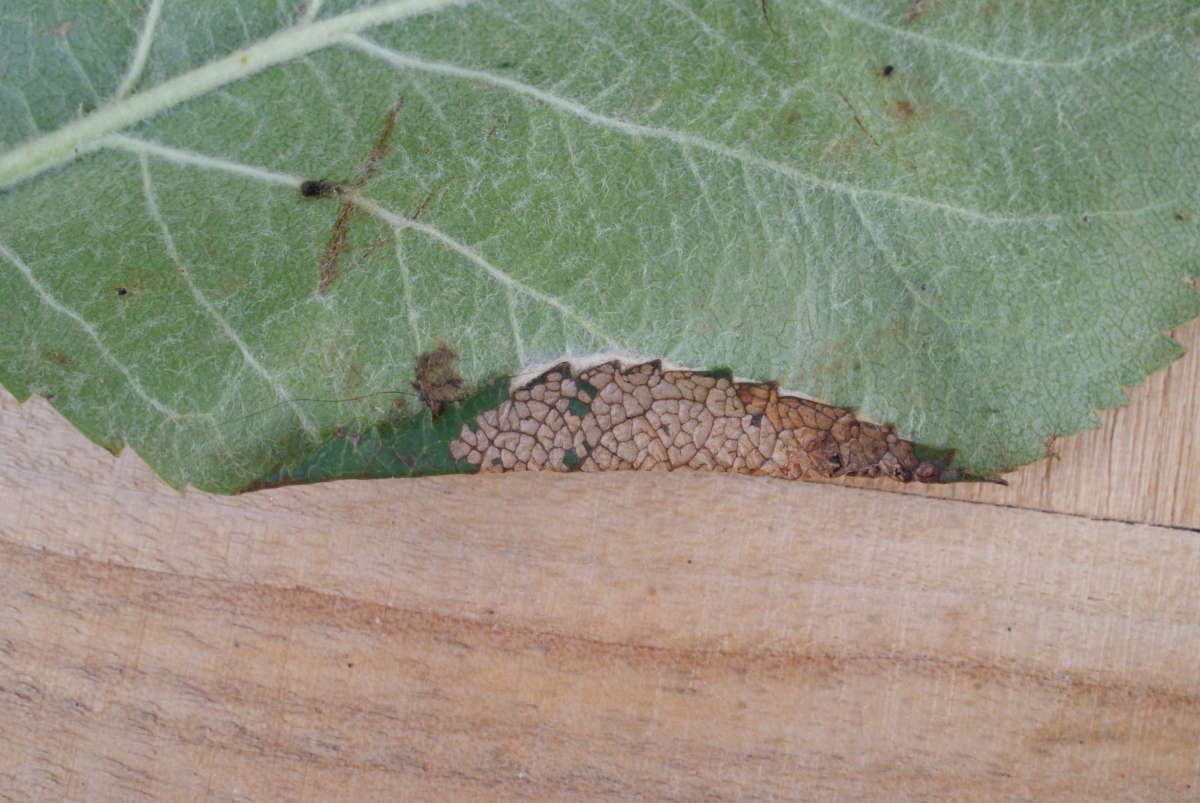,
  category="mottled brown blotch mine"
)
[448,361,941,483]
[413,345,465,417]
